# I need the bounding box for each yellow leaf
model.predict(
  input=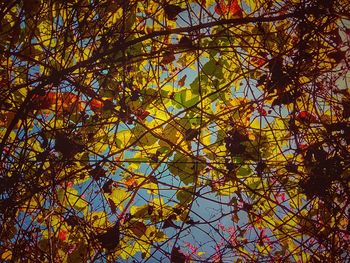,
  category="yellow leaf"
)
[107,188,131,210]
[22,194,44,212]
[87,211,108,228]
[38,20,56,47]
[116,130,132,149]
[243,0,257,12]
[57,188,89,214]
[142,179,159,194]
